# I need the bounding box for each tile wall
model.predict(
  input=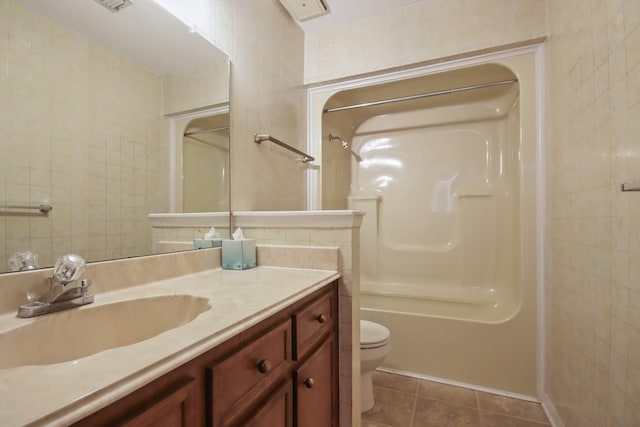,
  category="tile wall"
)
[0,0,169,271]
[304,0,547,84]
[152,226,230,254]
[163,59,230,115]
[201,0,308,211]
[545,0,640,425]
